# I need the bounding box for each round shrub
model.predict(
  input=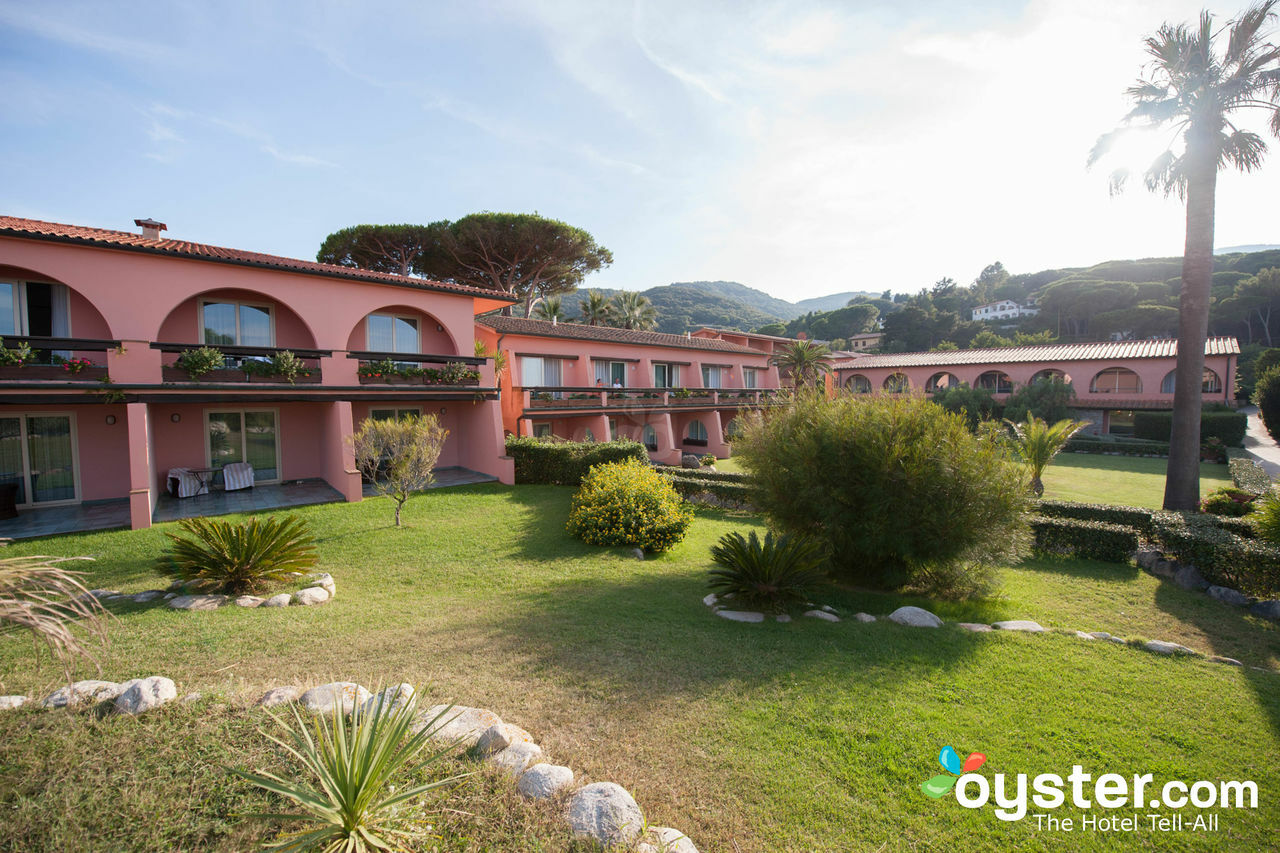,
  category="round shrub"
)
[1200,486,1257,517]
[566,459,693,553]
[733,392,1030,592]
